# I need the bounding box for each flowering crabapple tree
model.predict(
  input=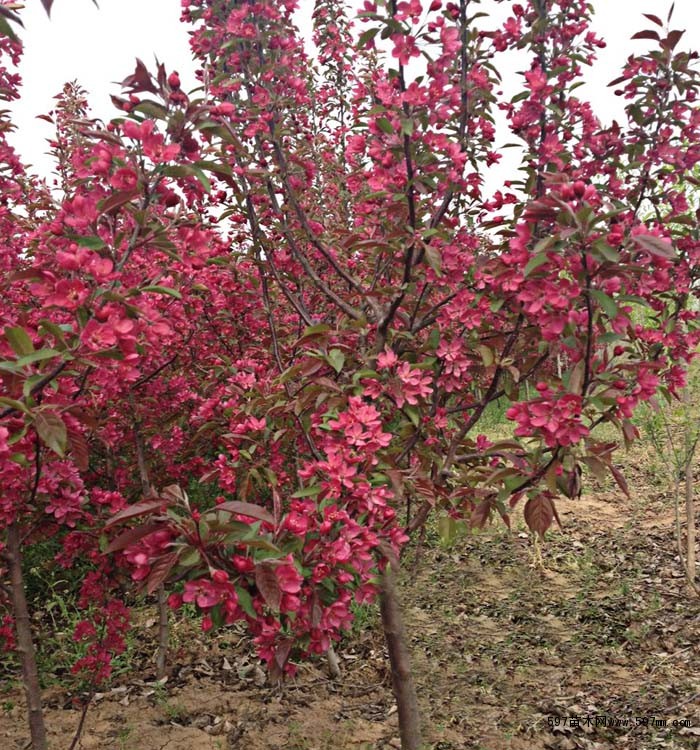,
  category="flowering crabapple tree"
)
[2,0,700,749]
[0,10,246,748]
